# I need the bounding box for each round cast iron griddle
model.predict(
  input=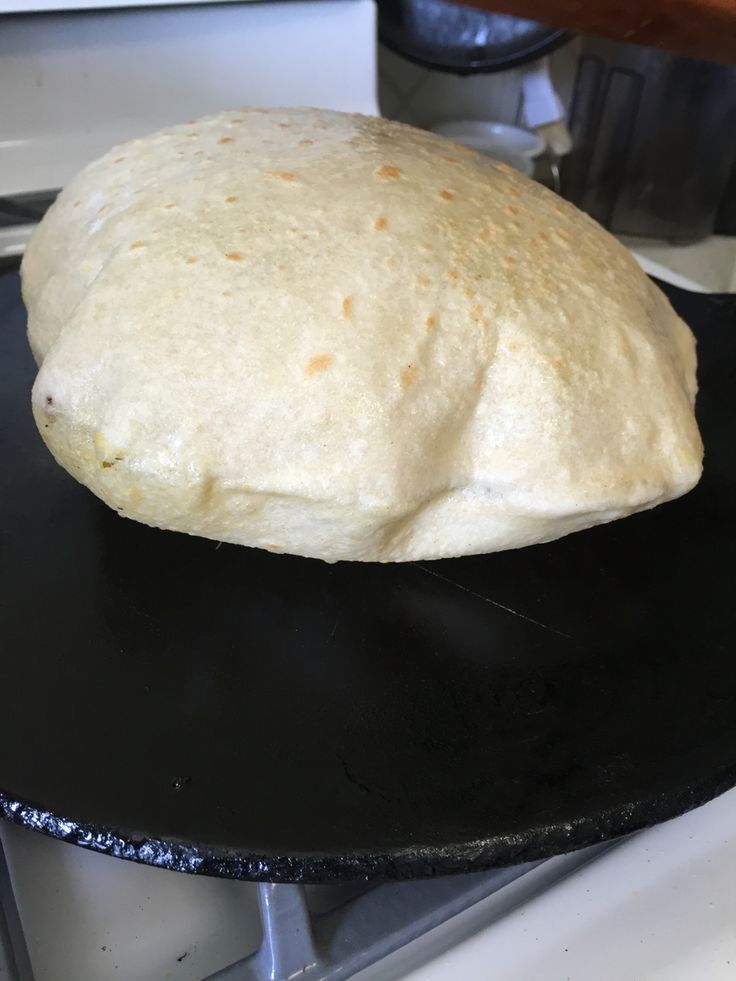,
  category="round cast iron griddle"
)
[0,271,735,883]
[377,0,570,74]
